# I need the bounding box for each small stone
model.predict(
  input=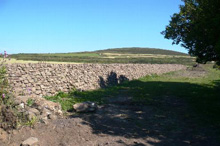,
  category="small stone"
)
[24,80,29,84]
[40,85,45,89]
[19,103,25,109]
[31,87,36,92]
[35,90,41,95]
[21,137,38,146]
